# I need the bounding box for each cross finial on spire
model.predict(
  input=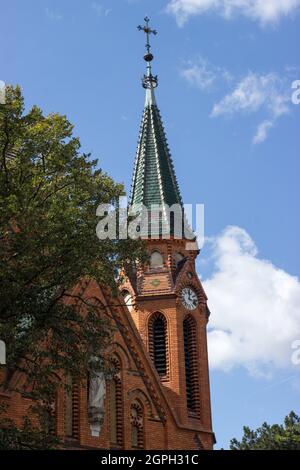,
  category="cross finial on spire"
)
[138,16,157,56]
[137,17,158,92]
